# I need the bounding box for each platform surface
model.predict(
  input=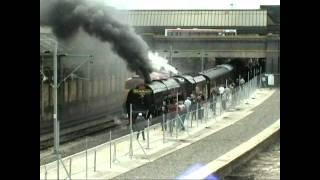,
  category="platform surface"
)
[40,88,280,180]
